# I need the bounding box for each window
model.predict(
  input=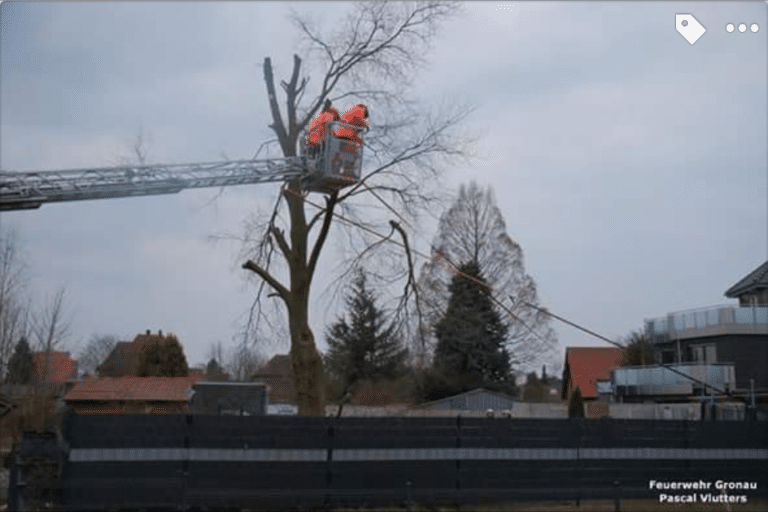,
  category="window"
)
[705,344,717,363]
[691,344,716,363]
